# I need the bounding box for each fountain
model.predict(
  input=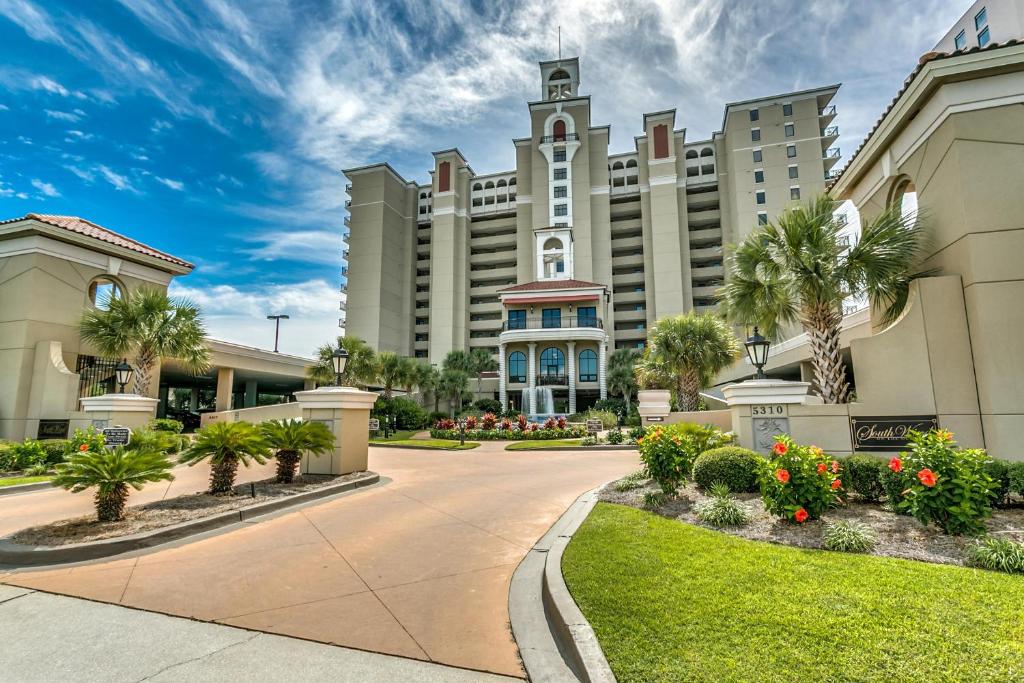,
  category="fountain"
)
[524,386,556,422]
